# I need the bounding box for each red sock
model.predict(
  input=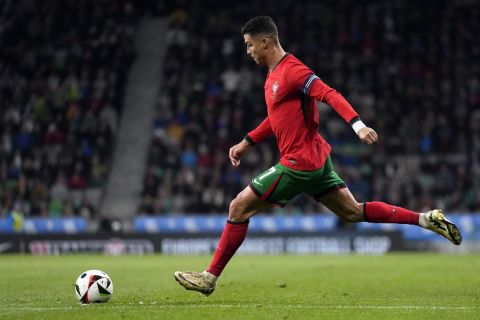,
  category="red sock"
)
[207,220,249,277]
[364,201,419,225]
